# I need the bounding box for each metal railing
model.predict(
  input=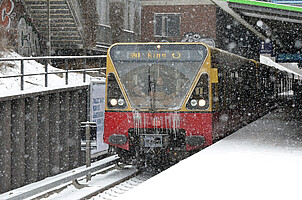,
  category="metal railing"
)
[0,55,106,90]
